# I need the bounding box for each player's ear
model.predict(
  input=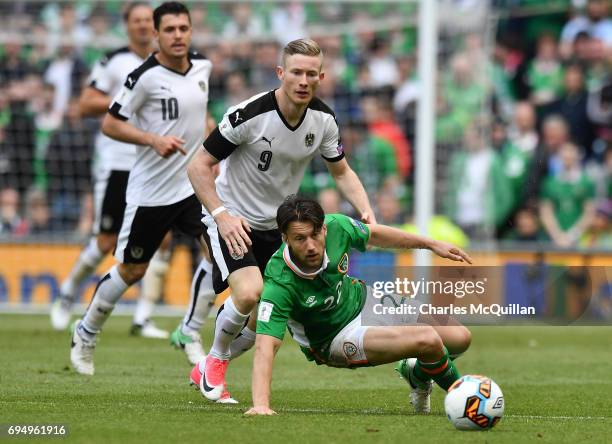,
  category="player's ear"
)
[276,65,284,81]
[322,224,327,237]
[281,233,287,243]
[319,71,325,81]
